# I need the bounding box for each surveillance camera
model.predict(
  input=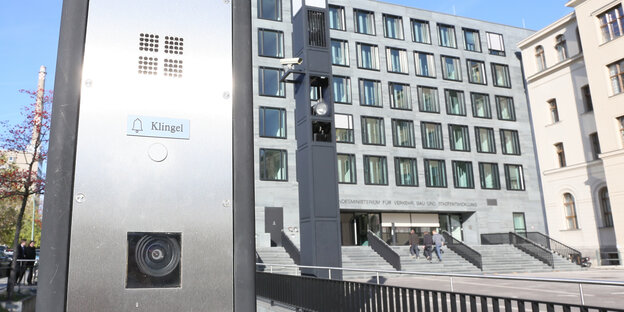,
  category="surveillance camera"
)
[280,57,303,66]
